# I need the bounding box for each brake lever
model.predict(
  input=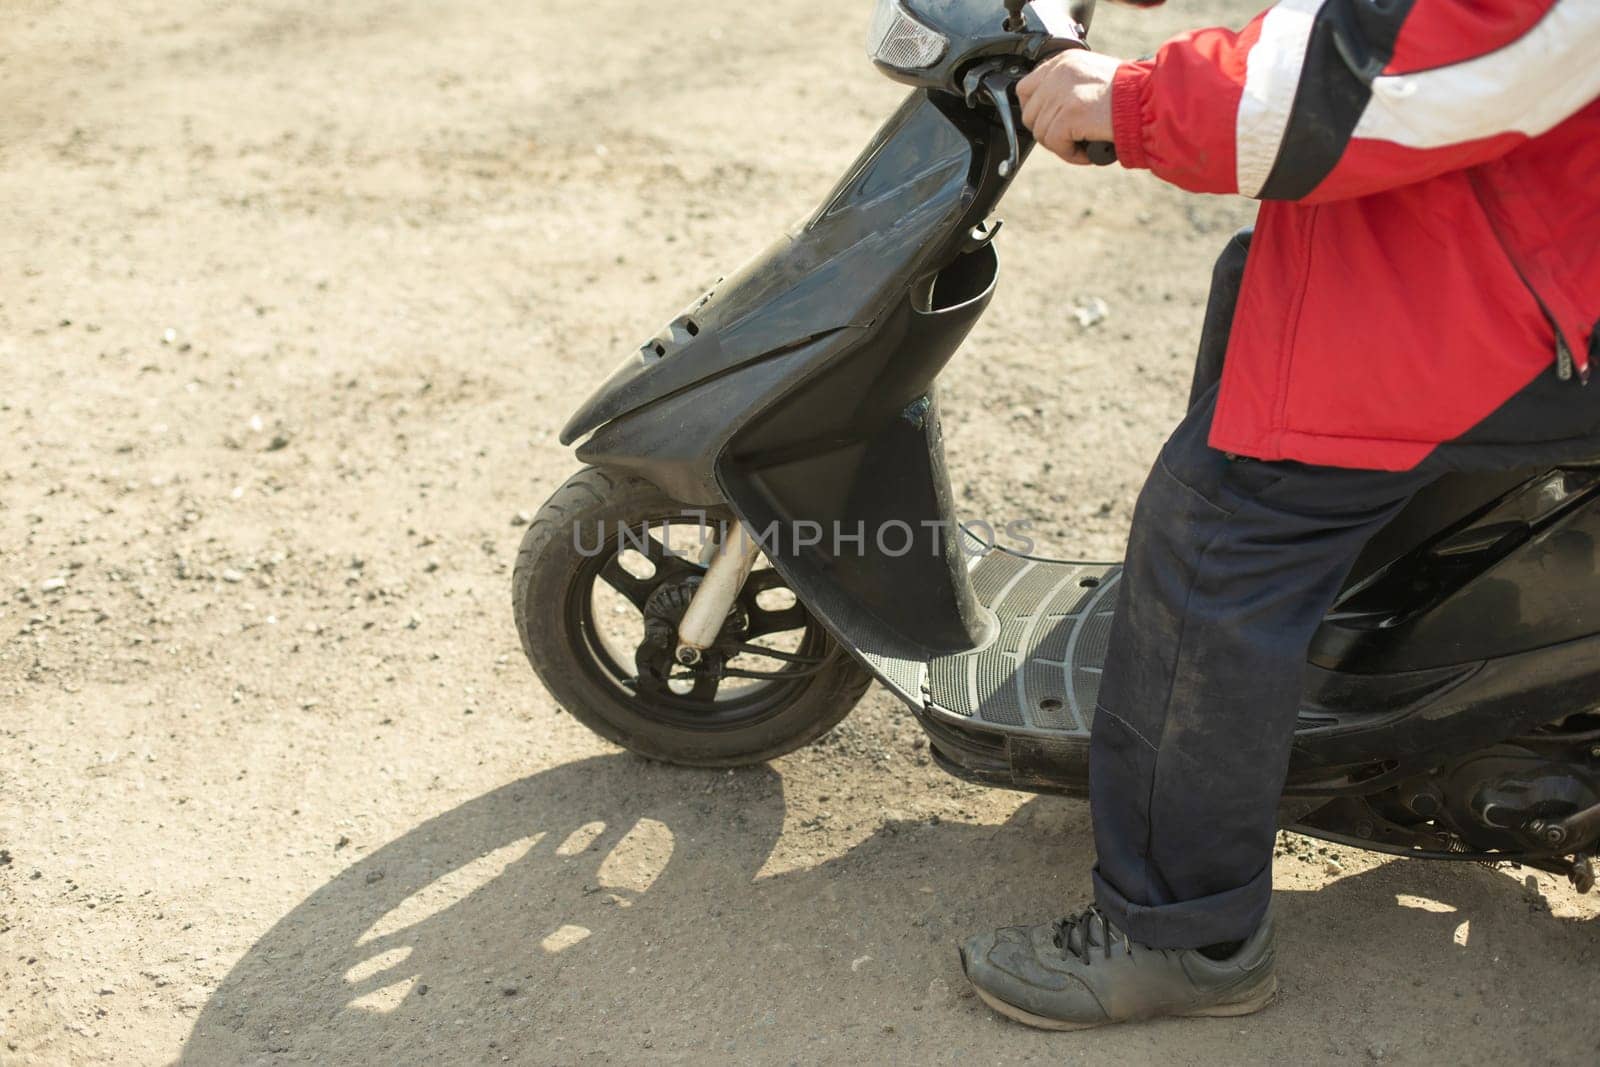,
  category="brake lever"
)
[982,73,1026,178]
[963,64,1028,178]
